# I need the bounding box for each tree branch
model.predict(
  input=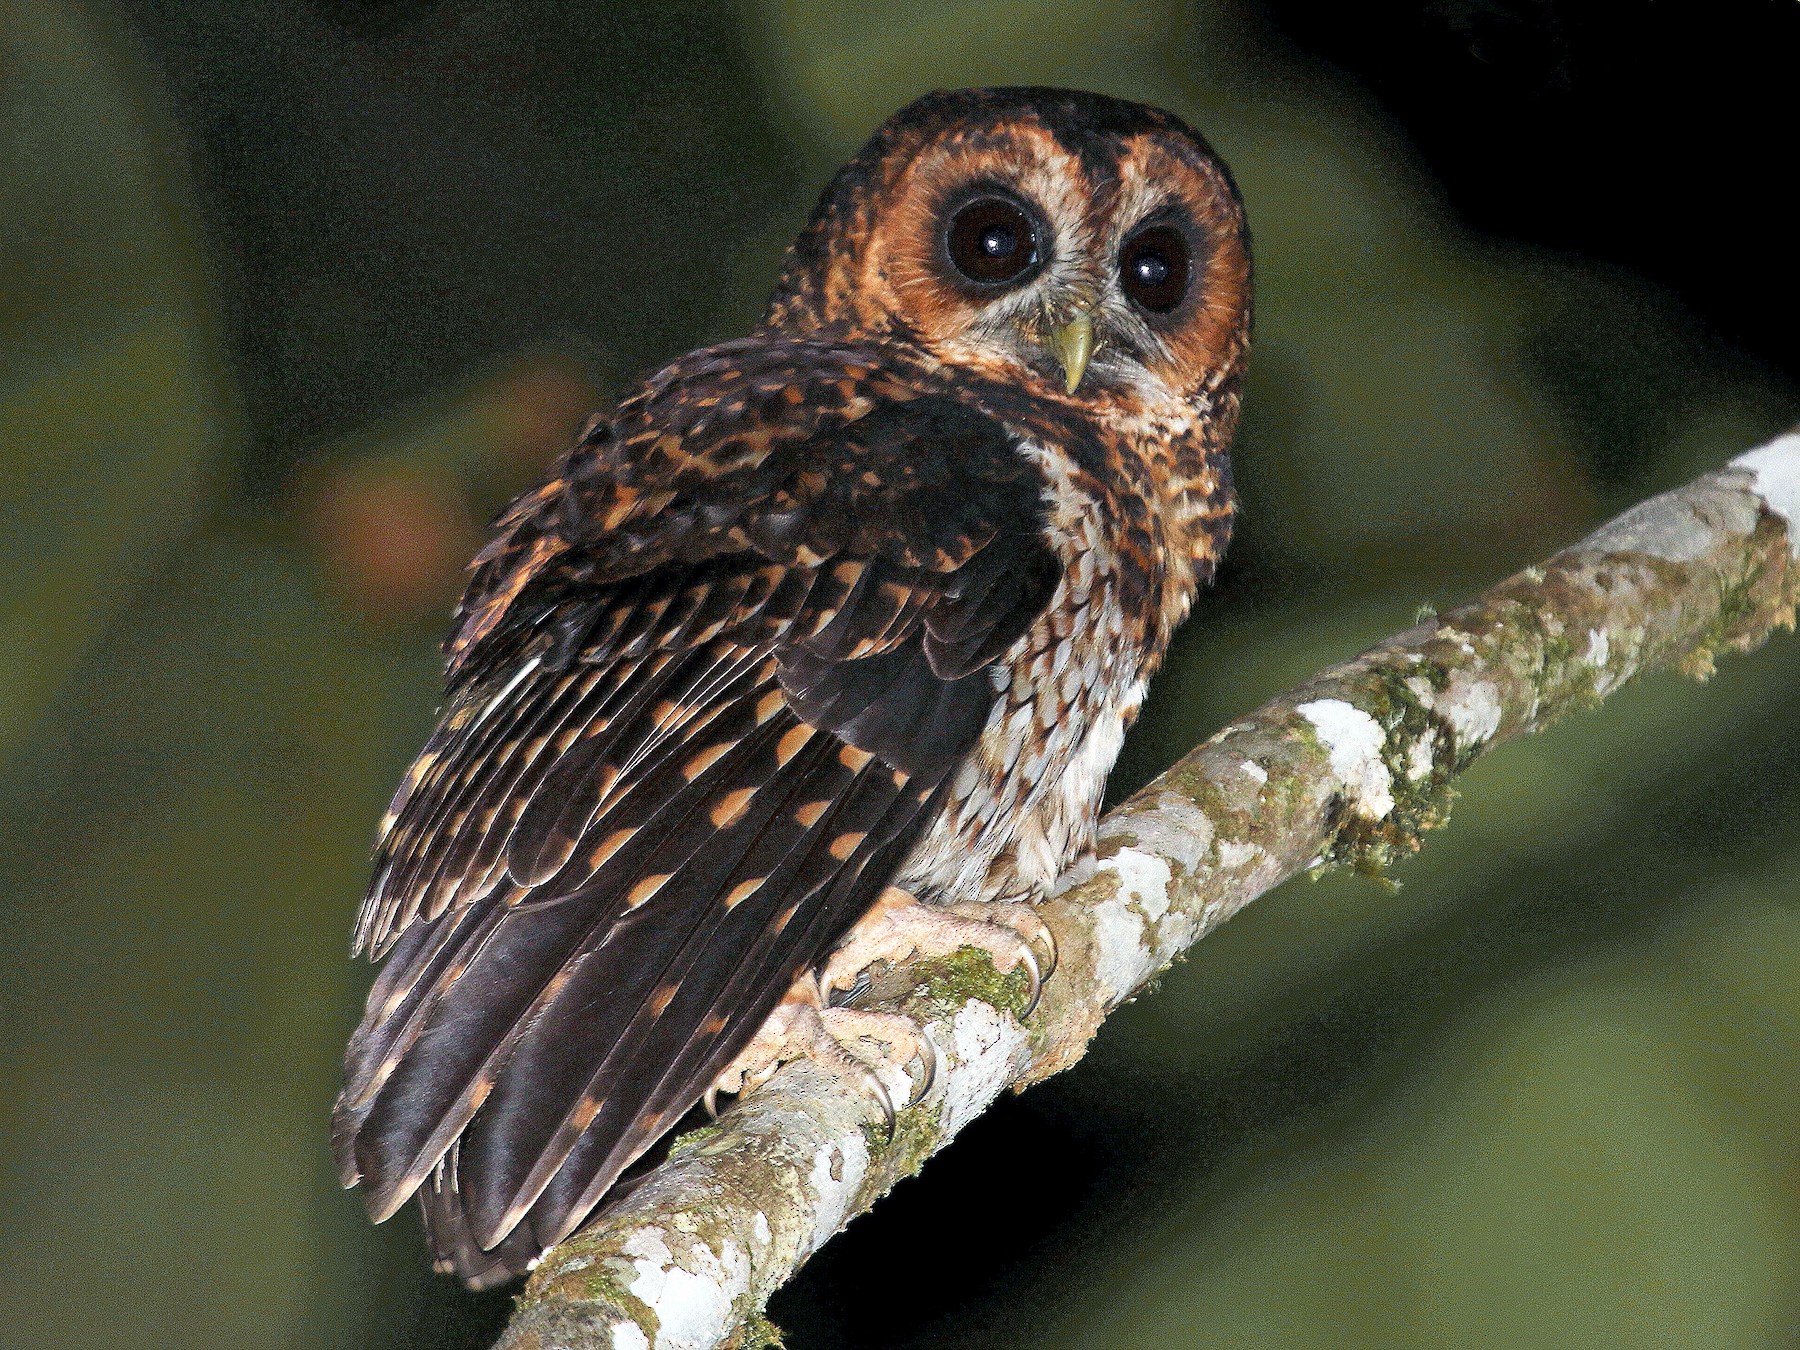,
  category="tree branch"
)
[494,432,1800,1350]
